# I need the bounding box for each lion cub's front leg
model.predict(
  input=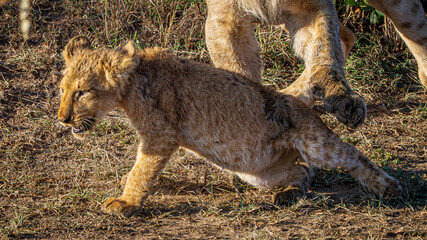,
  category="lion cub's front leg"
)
[102,142,177,217]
